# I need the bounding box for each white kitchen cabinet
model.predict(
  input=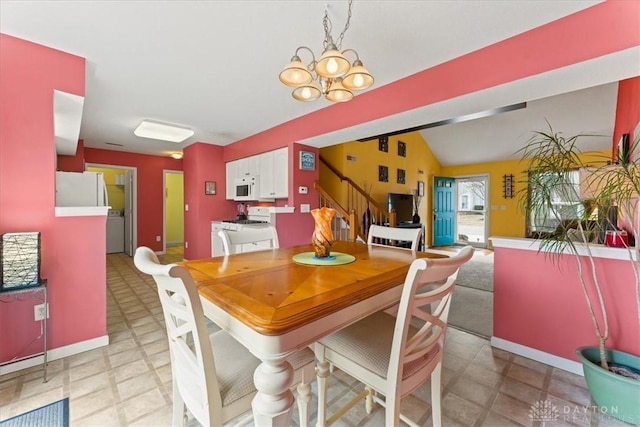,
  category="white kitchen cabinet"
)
[226,148,288,200]
[259,147,288,199]
[273,147,288,198]
[236,156,260,177]
[225,160,238,200]
[259,151,275,199]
